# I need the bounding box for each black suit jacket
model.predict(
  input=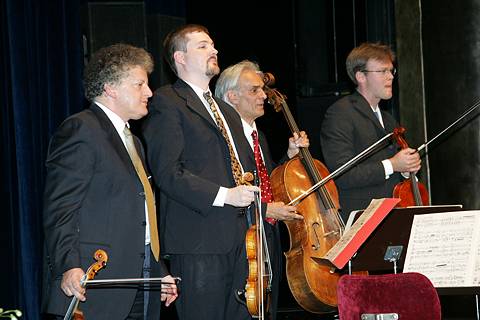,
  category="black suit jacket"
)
[320,91,401,220]
[142,79,255,255]
[42,104,167,319]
